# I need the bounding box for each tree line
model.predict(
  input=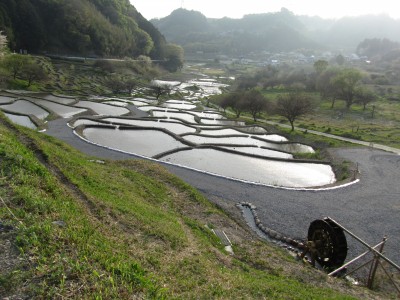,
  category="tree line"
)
[214,88,313,131]
[0,0,184,72]
[211,58,391,131]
